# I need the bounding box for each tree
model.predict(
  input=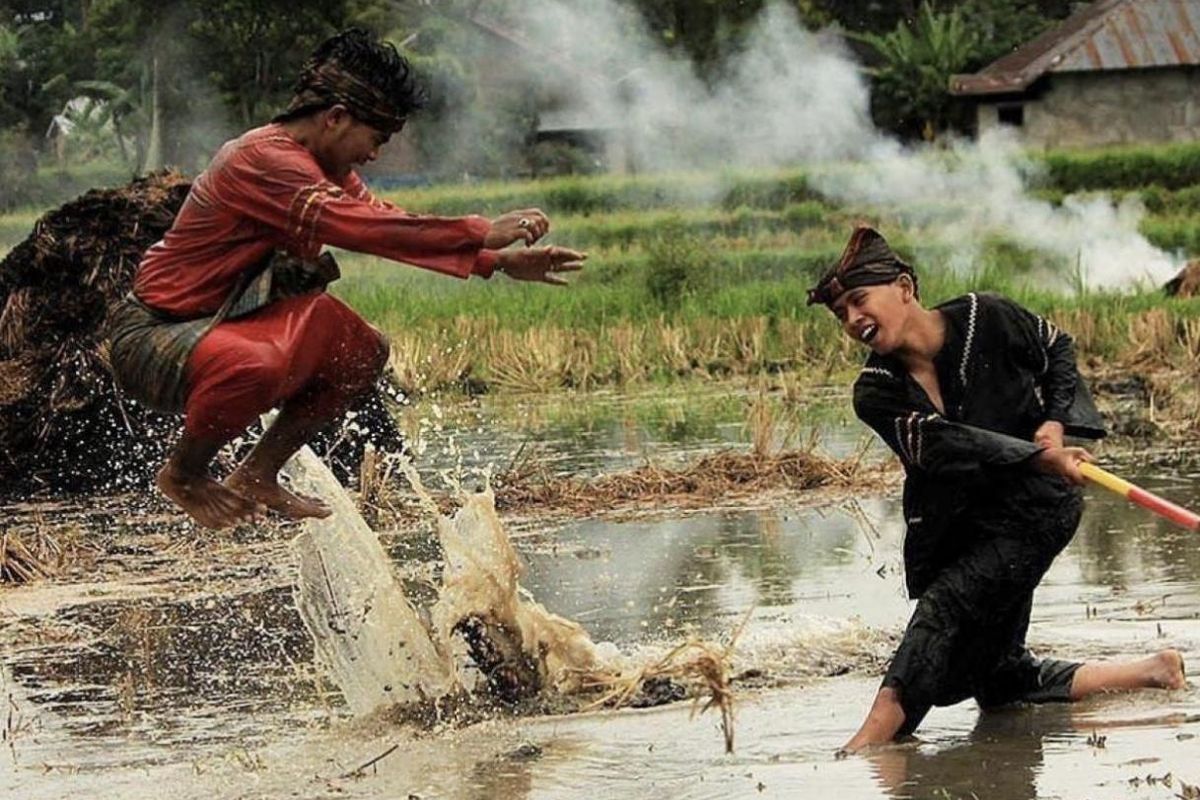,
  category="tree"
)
[631,0,768,76]
[0,2,94,135]
[187,0,354,129]
[0,22,19,122]
[804,0,1069,36]
[853,2,978,140]
[955,0,1055,63]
